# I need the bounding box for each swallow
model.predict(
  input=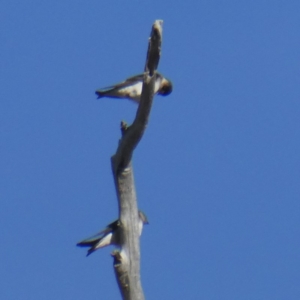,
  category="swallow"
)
[77,211,149,256]
[95,72,172,103]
